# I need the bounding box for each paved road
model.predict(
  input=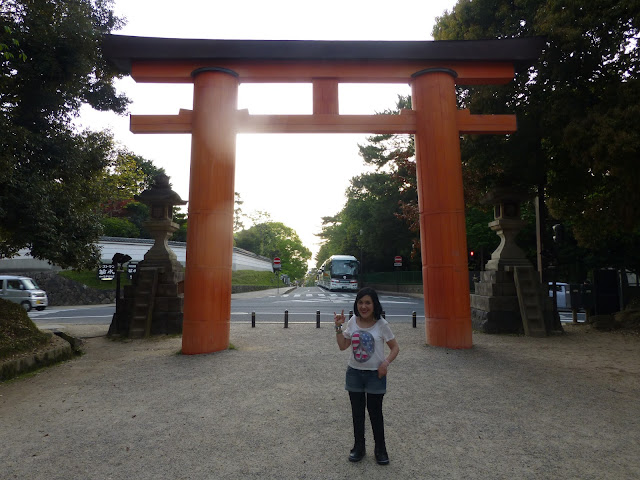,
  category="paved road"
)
[232,286,424,324]
[29,287,425,329]
[29,286,585,328]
